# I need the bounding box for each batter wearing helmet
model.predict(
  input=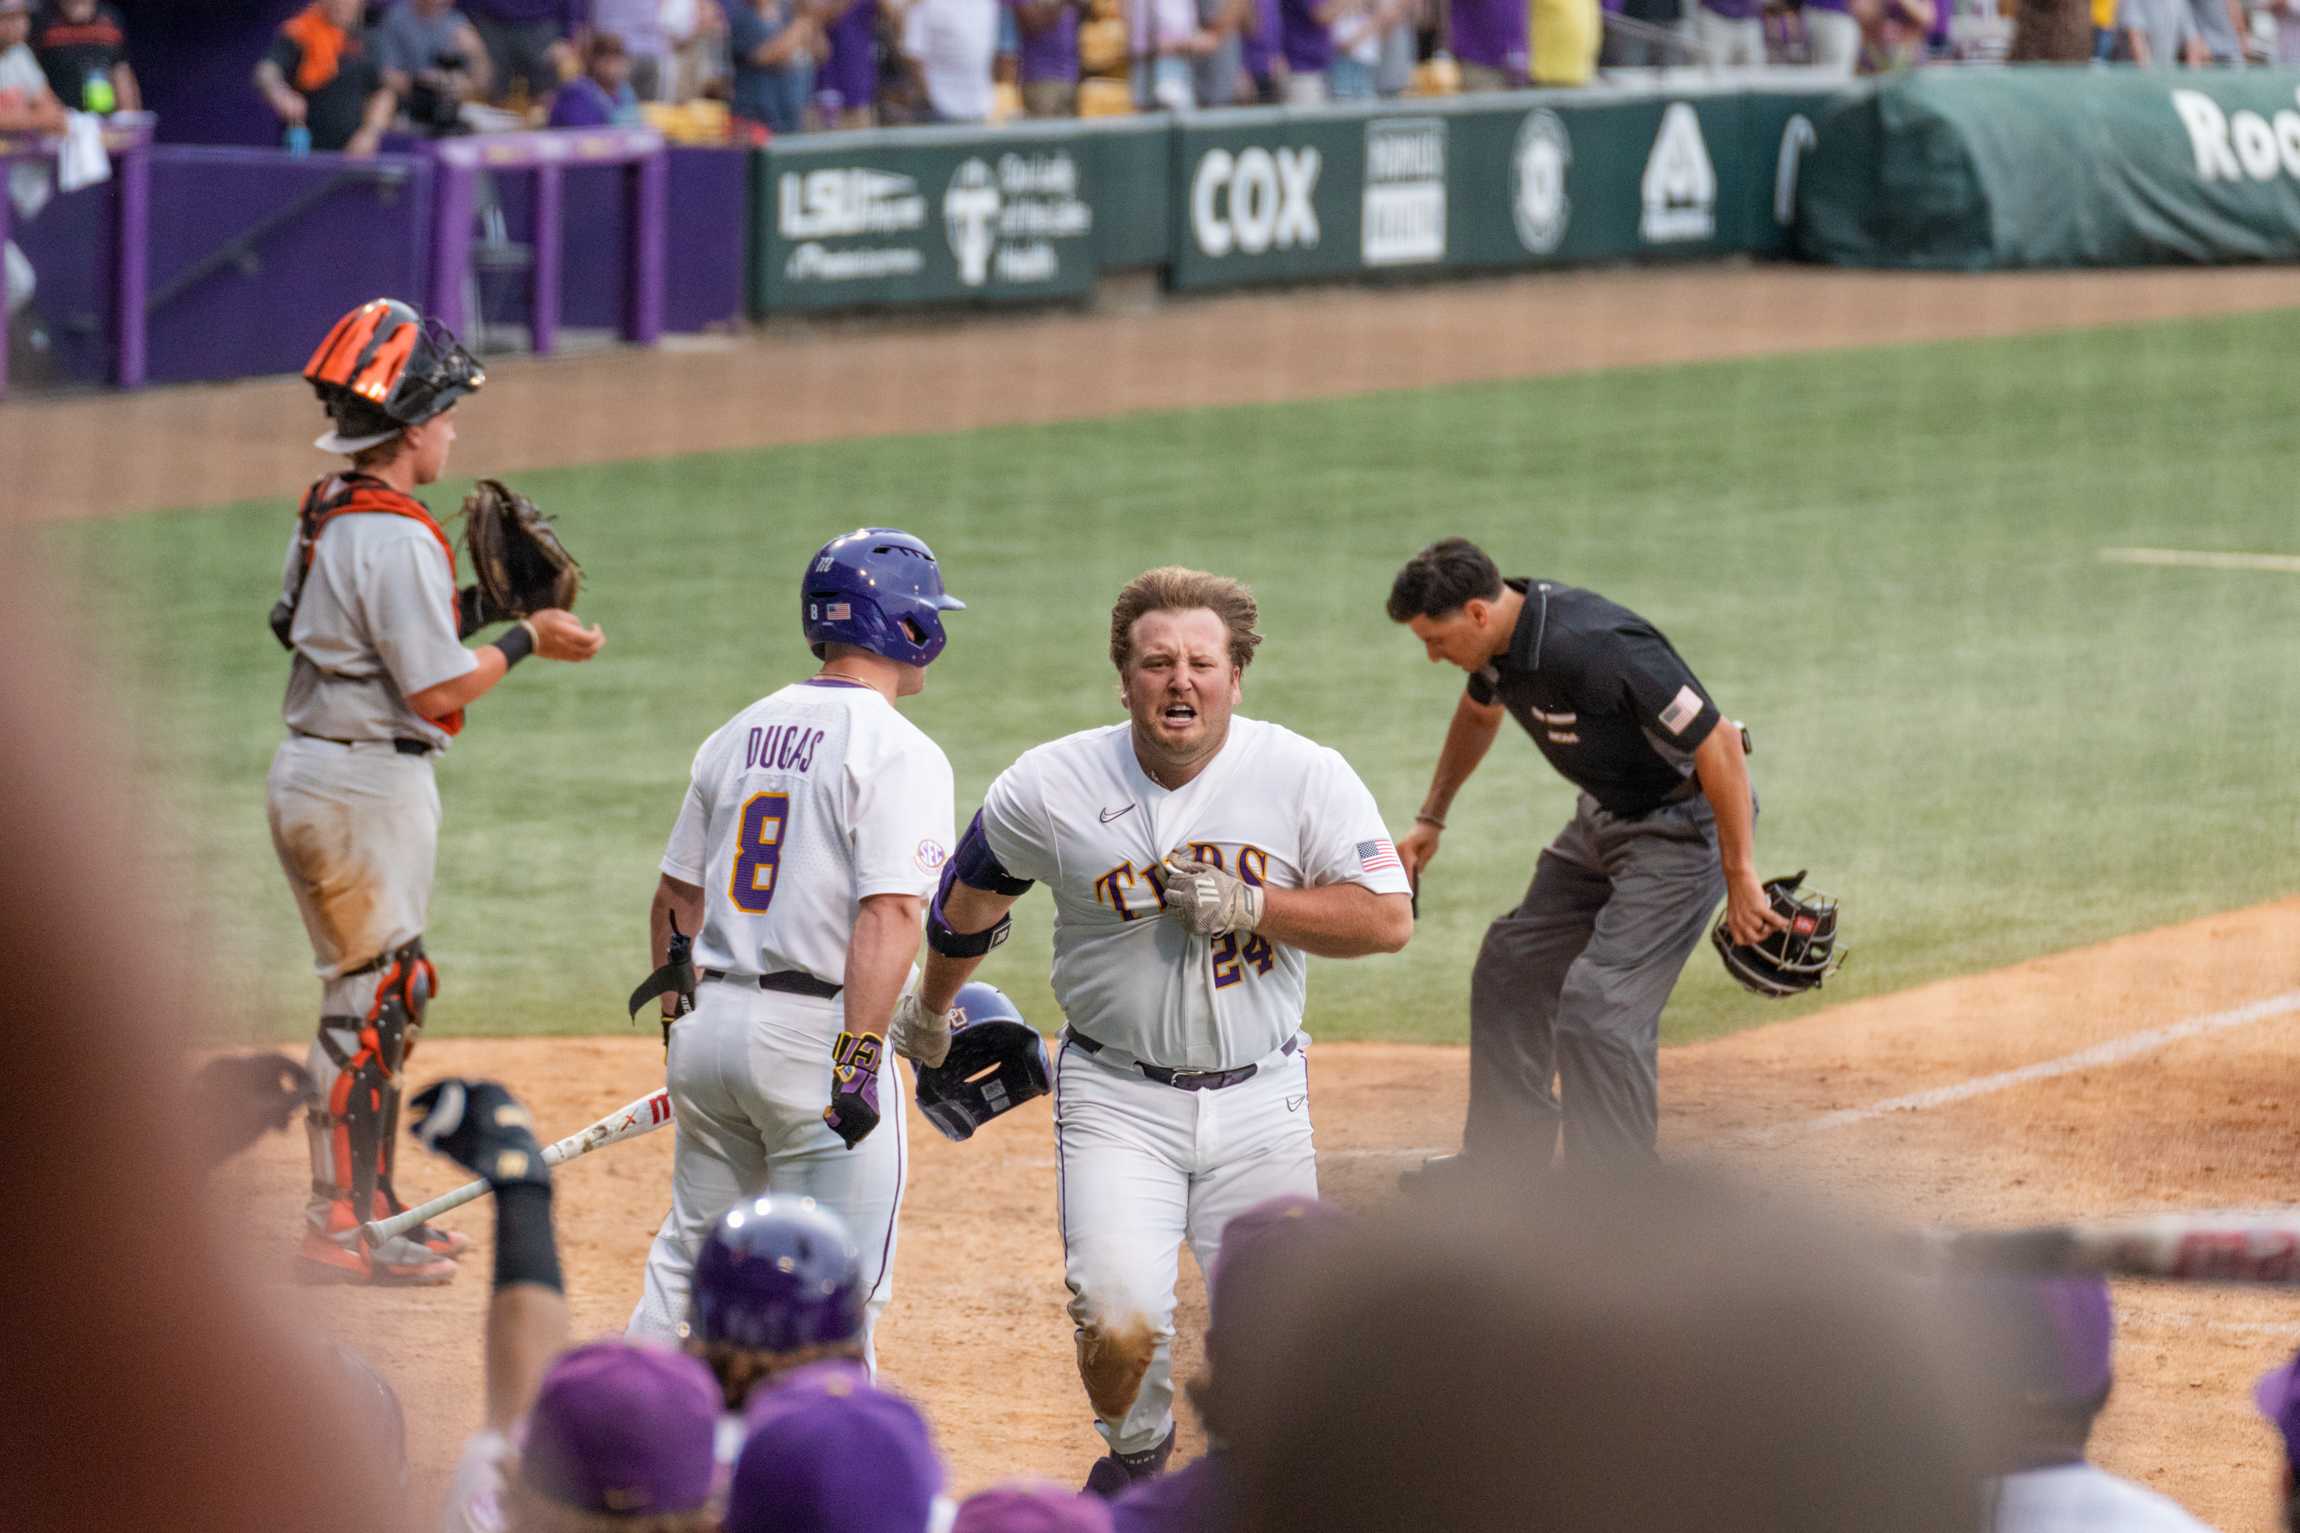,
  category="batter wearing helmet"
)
[626,529,962,1356]
[275,297,603,1286]
[893,566,1412,1495]
[1386,538,1780,1176]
